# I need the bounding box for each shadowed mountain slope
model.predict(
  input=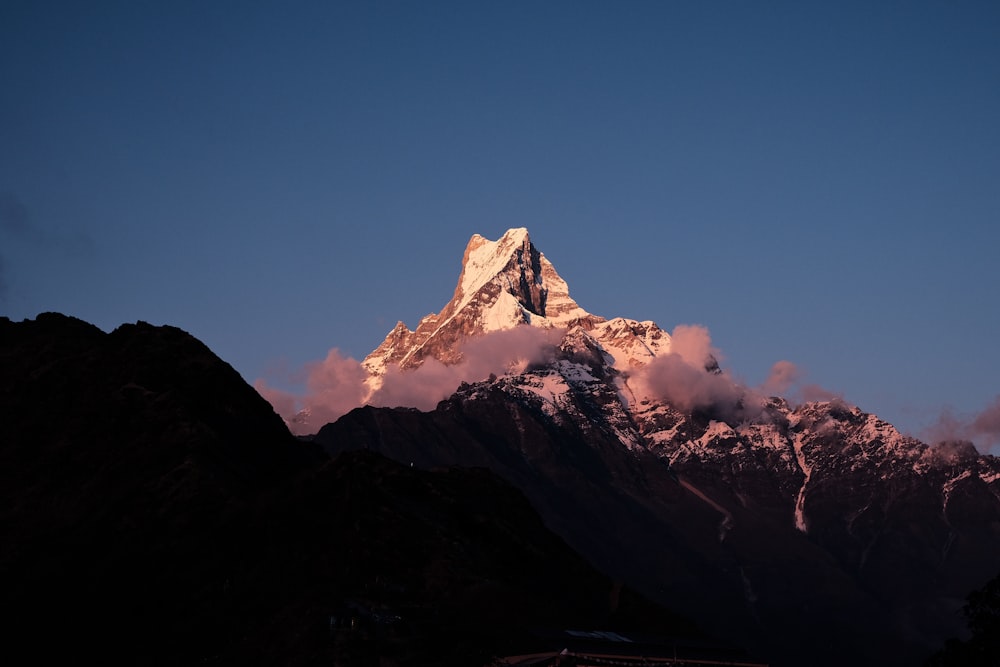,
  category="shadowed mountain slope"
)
[0,313,698,666]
